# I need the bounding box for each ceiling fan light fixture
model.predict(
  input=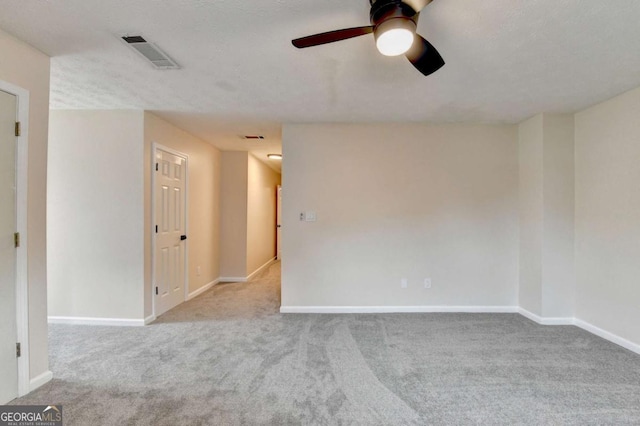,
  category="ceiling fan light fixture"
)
[291,0,444,76]
[374,18,416,56]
